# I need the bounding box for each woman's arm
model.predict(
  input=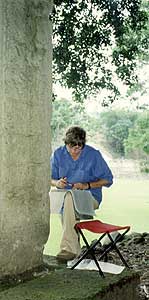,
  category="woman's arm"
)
[88,178,110,189]
[73,178,110,190]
